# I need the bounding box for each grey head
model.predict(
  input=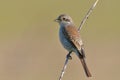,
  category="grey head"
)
[55,14,73,26]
